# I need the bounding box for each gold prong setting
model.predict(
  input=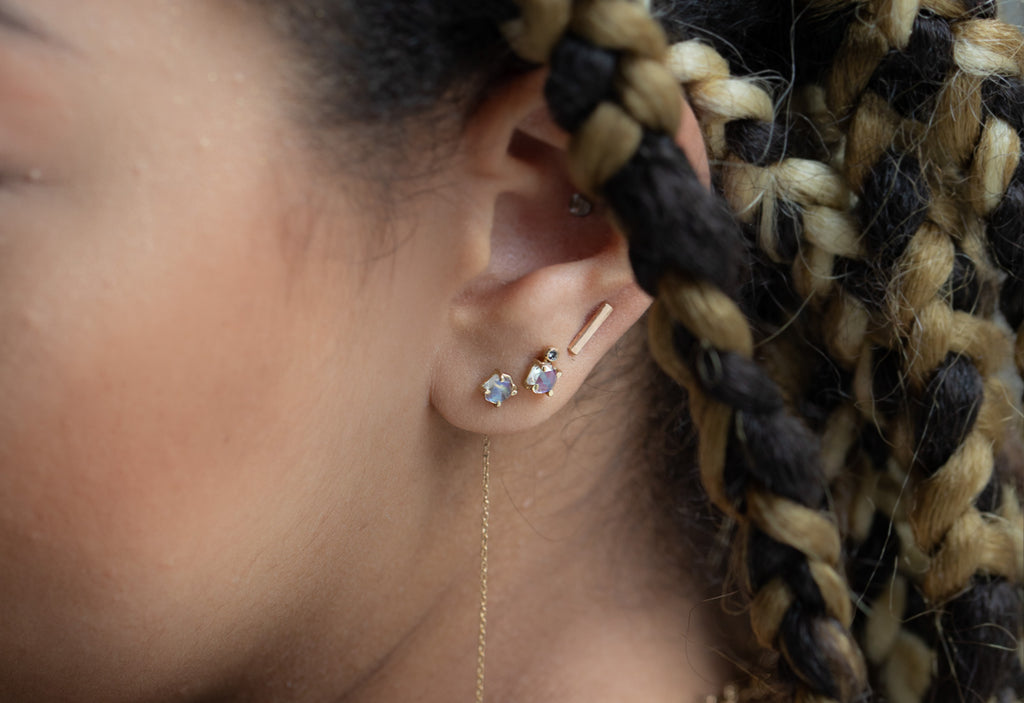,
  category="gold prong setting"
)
[482,372,517,407]
[524,348,563,396]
